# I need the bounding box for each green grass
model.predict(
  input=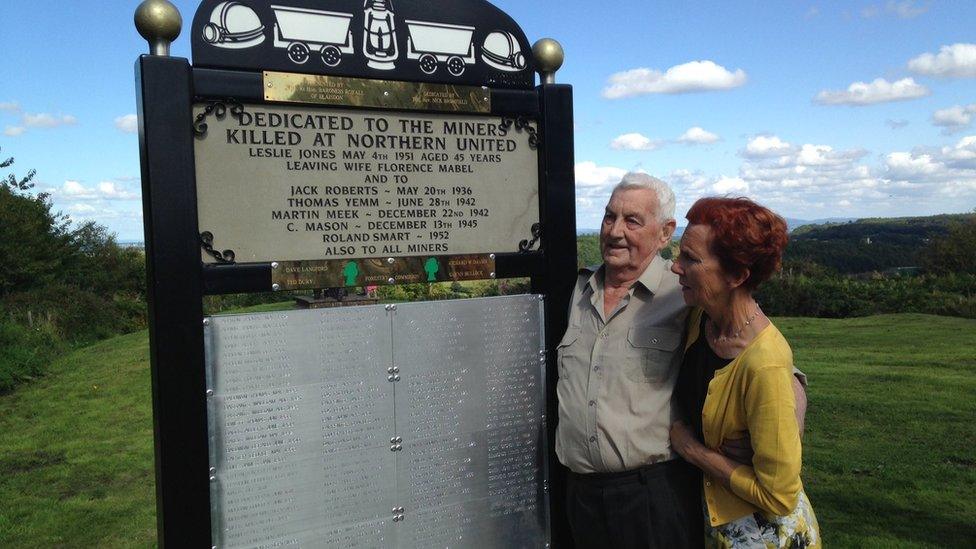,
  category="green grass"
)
[780,314,976,548]
[0,331,155,547]
[0,313,974,547]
